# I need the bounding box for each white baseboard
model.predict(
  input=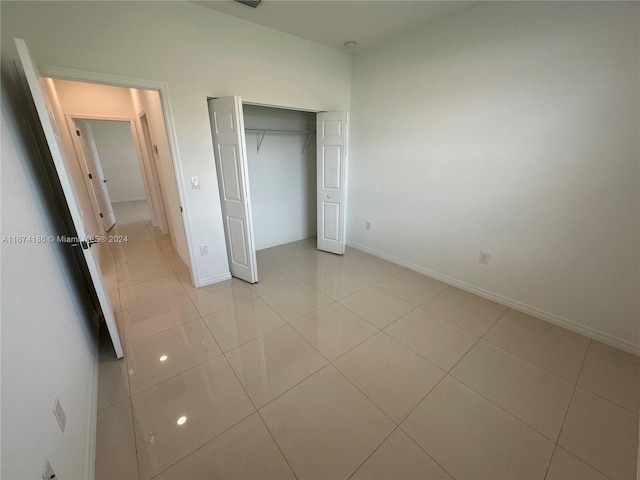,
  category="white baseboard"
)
[197,271,232,287]
[256,233,315,251]
[347,240,640,356]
